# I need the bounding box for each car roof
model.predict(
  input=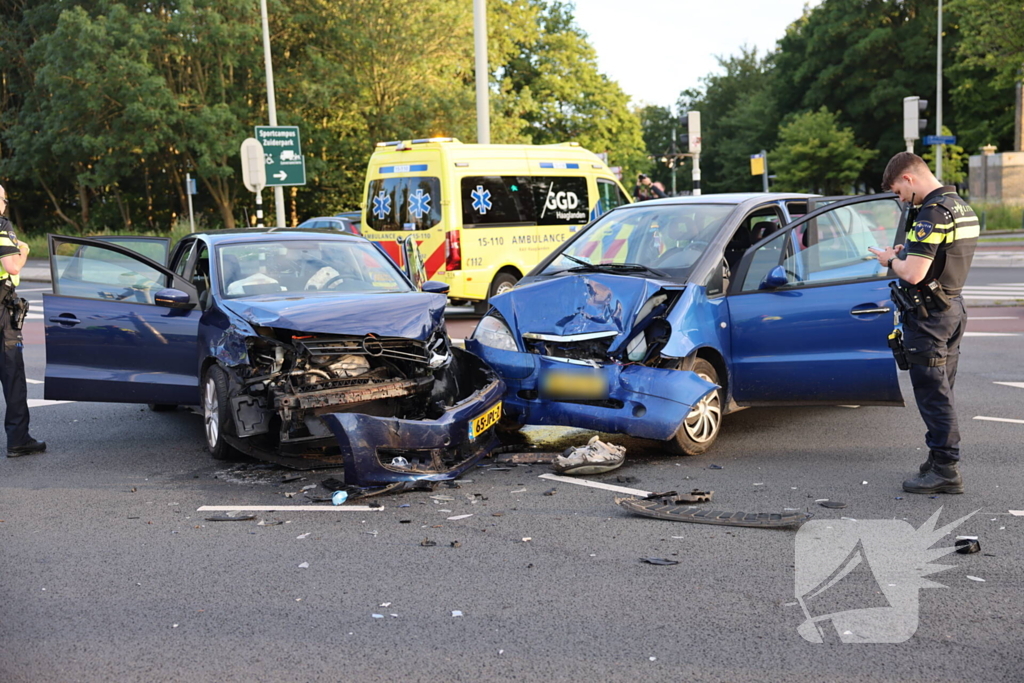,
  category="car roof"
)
[626,192,818,206]
[191,228,365,245]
